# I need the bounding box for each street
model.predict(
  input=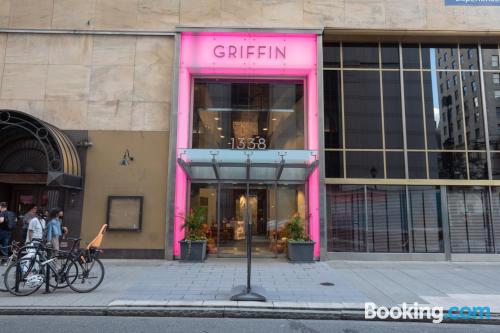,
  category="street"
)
[0,316,498,333]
